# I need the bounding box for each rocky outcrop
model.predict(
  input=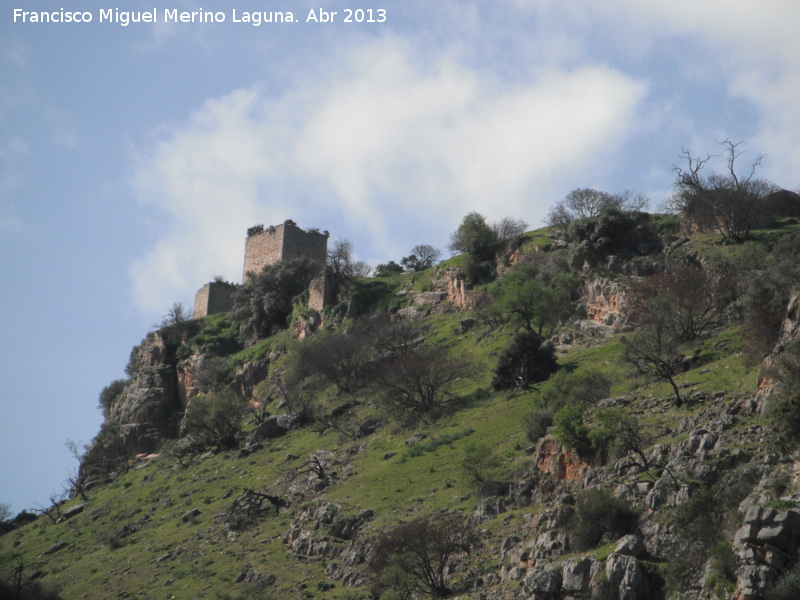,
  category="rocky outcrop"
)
[436,268,487,310]
[733,507,800,599]
[107,331,184,454]
[756,291,800,410]
[283,501,374,587]
[583,277,630,330]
